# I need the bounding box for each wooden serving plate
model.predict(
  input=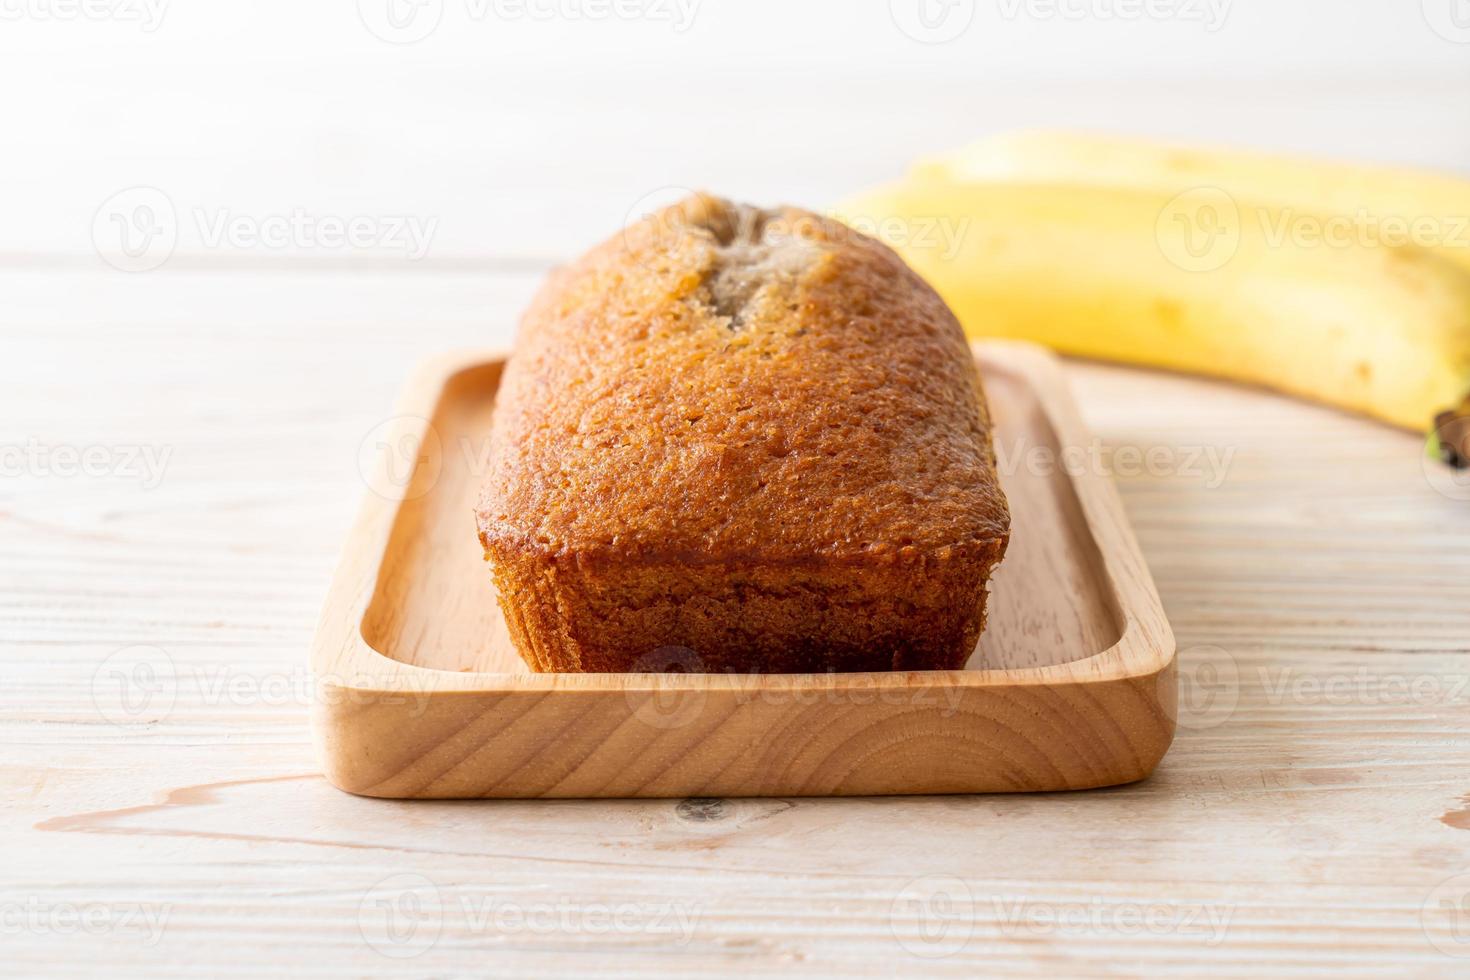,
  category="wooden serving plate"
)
[311,341,1175,798]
